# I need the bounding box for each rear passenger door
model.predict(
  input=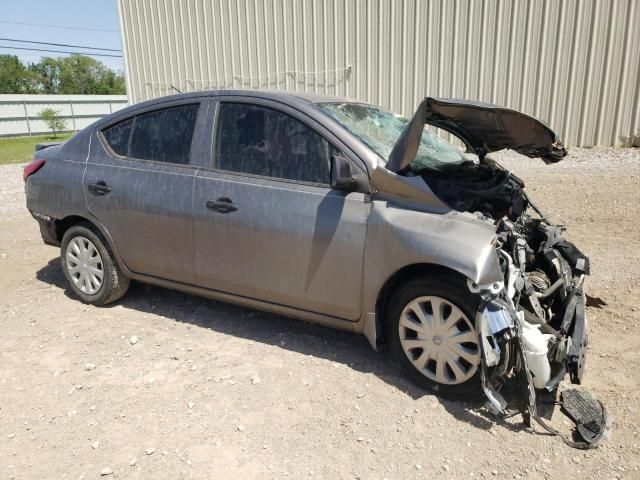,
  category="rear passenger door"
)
[85,98,209,283]
[192,99,370,320]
